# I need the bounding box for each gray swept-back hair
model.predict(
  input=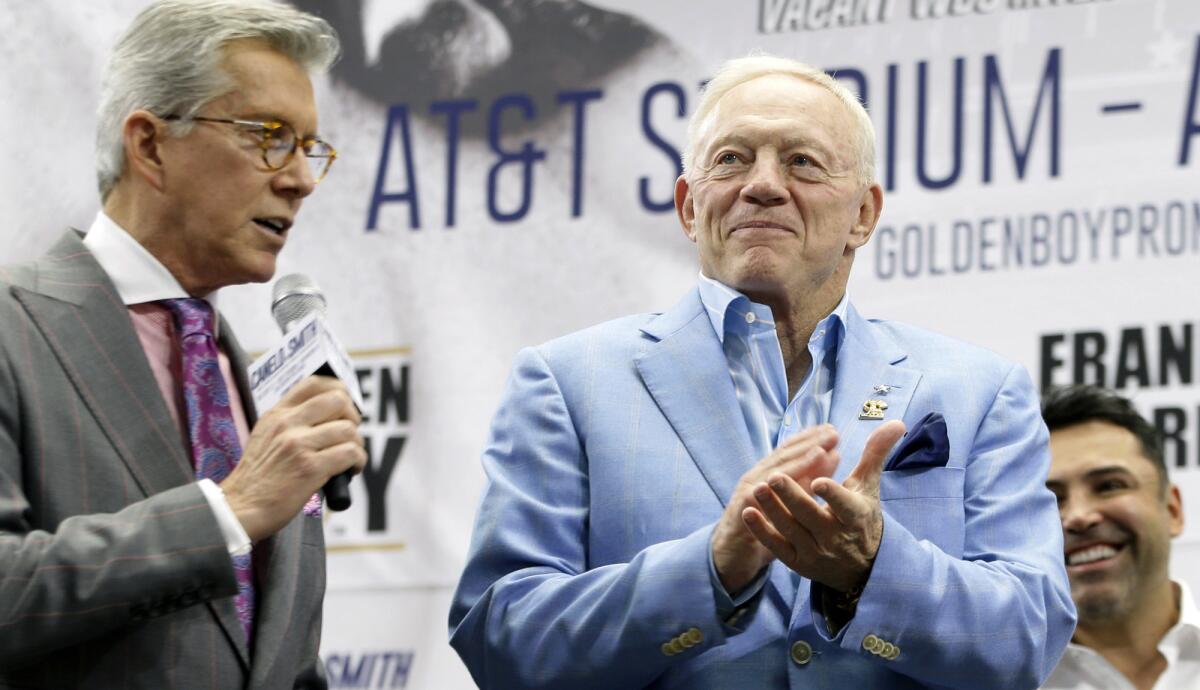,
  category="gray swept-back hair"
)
[96,0,340,200]
[682,55,876,187]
